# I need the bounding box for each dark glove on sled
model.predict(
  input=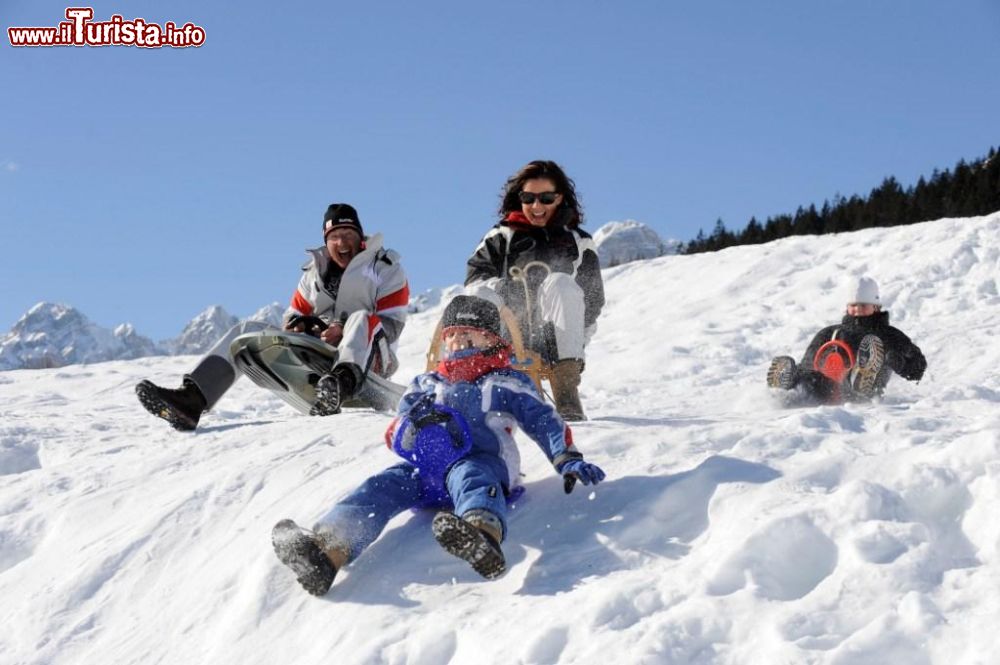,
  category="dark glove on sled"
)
[558,458,606,494]
[406,394,466,449]
[897,347,927,382]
